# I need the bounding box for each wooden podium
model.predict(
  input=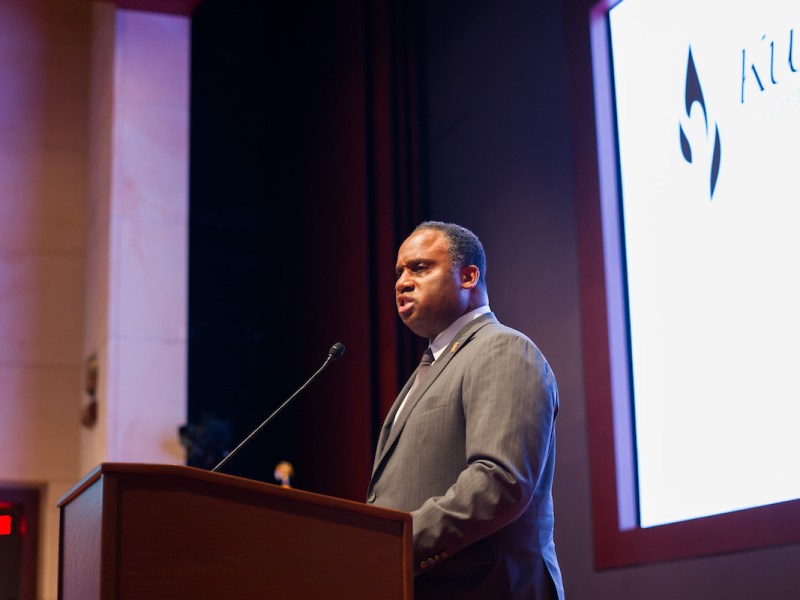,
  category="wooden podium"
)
[57,463,412,599]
